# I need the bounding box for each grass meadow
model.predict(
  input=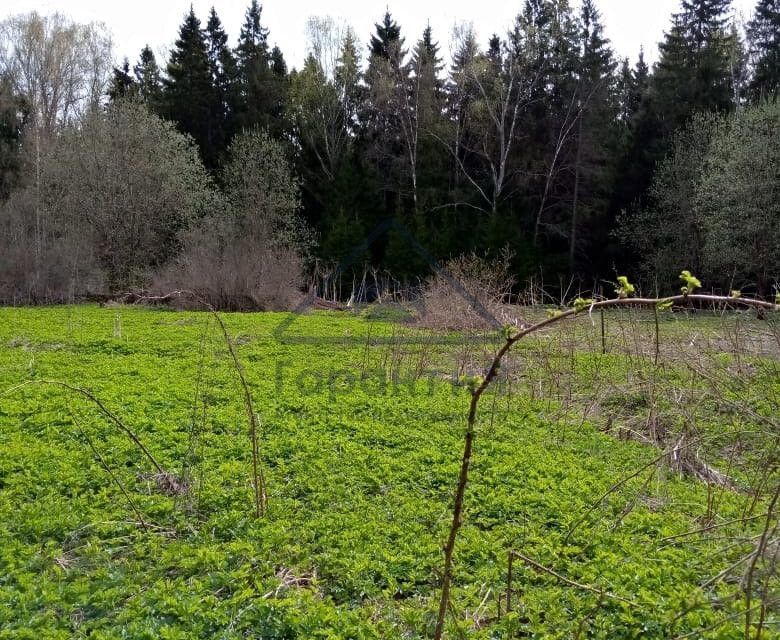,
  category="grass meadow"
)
[0,304,777,638]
